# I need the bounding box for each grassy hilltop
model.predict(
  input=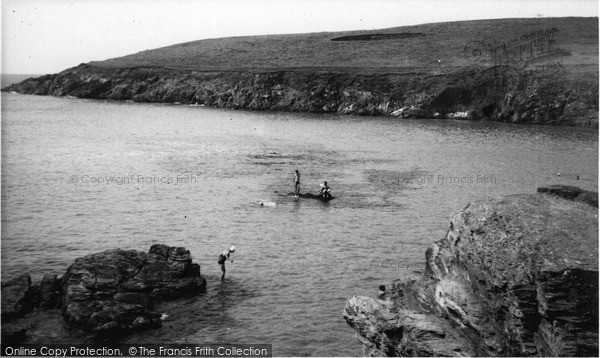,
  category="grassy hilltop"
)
[97,17,597,74]
[4,17,599,126]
